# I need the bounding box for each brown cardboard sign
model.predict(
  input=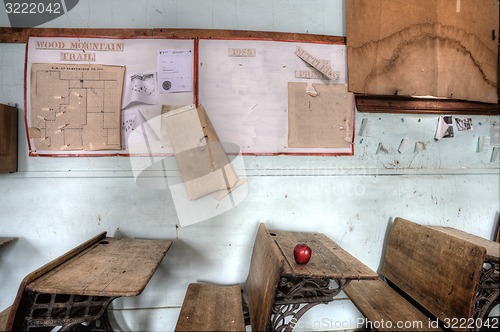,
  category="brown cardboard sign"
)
[346,0,498,103]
